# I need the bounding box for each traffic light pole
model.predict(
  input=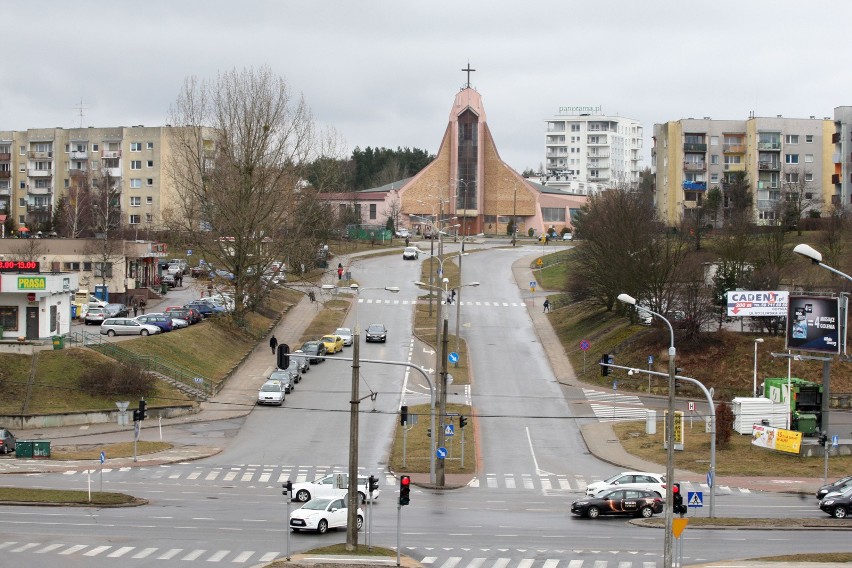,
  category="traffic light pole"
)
[436,318,449,486]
